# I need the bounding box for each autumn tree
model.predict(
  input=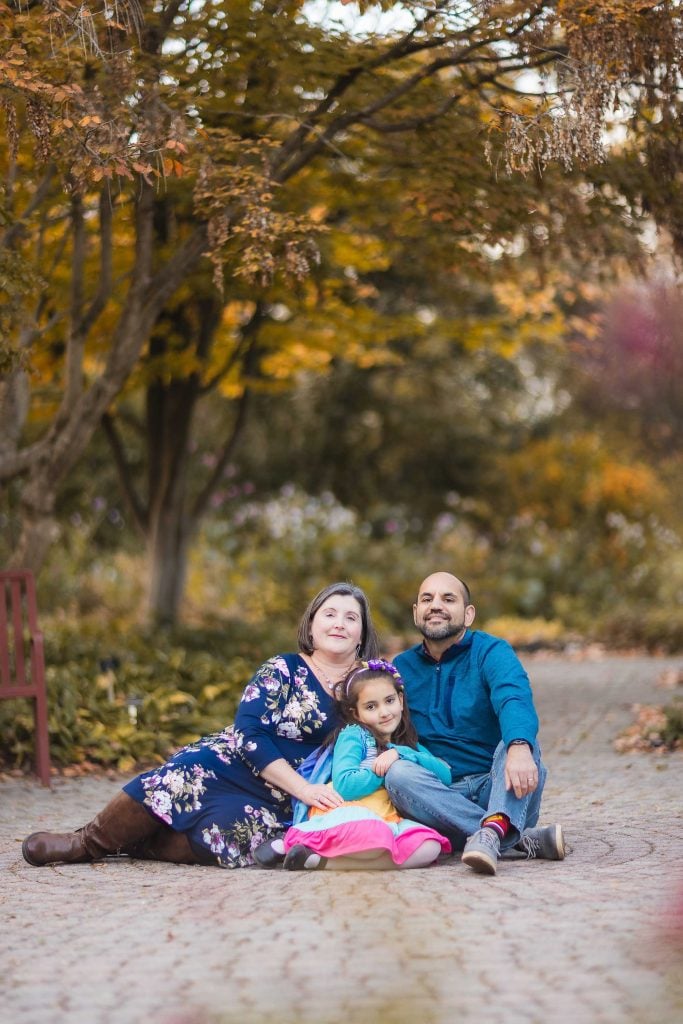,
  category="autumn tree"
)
[2,0,682,623]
